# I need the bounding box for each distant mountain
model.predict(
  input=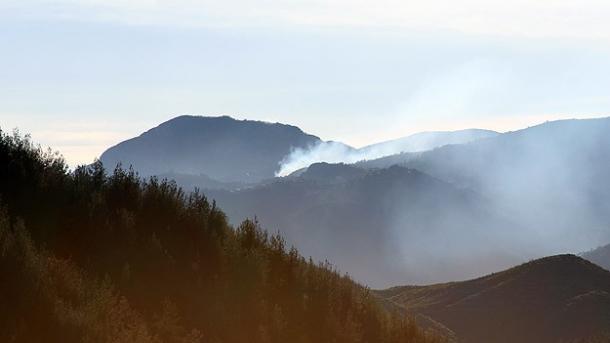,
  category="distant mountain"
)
[377,254,610,343]
[296,162,368,184]
[100,115,610,286]
[354,151,419,170]
[100,115,322,183]
[273,128,497,176]
[582,244,610,271]
[209,164,526,287]
[156,172,251,190]
[101,116,497,185]
[359,129,498,157]
[353,129,497,170]
[0,130,439,343]
[360,117,610,252]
